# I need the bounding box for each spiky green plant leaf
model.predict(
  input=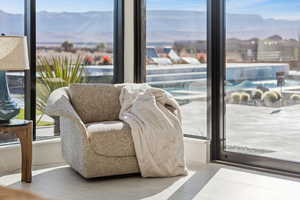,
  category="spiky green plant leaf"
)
[36,56,86,115]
